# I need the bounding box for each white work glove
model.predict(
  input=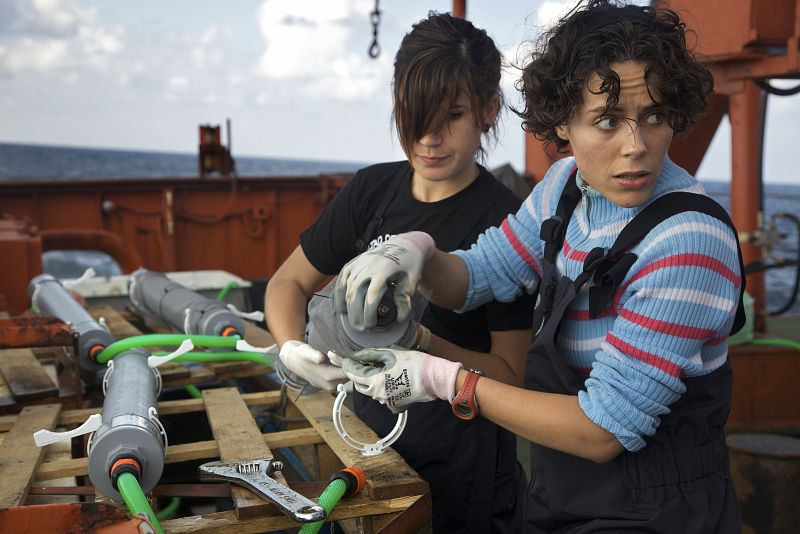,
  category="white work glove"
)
[334,232,436,331]
[341,347,462,414]
[278,340,347,391]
